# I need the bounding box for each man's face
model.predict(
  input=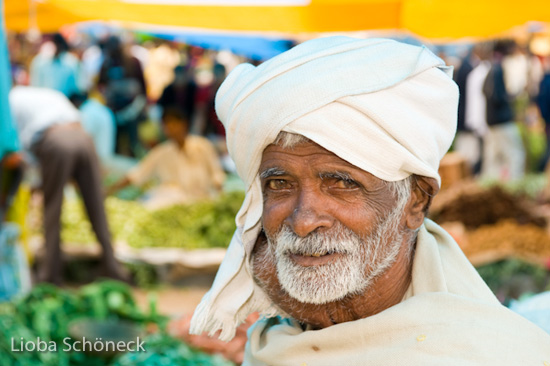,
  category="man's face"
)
[258,140,410,305]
